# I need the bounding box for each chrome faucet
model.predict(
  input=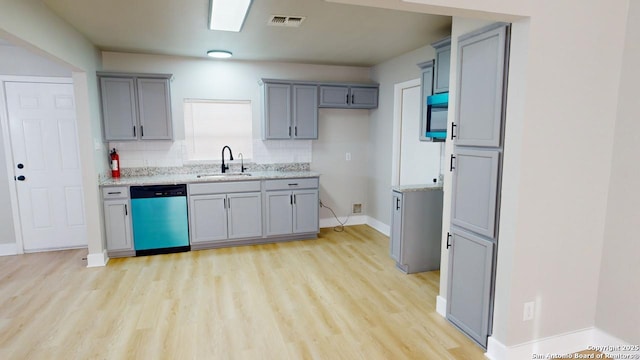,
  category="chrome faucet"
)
[221,145,233,173]
[238,152,247,173]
